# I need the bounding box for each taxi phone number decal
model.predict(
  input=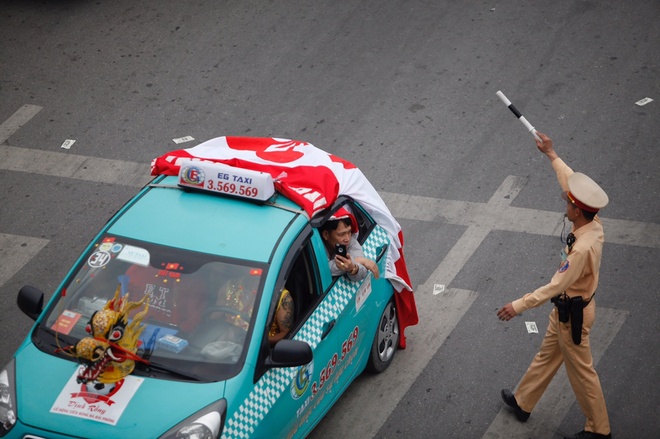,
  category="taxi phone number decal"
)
[206,179,260,198]
[311,326,359,396]
[293,326,360,430]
